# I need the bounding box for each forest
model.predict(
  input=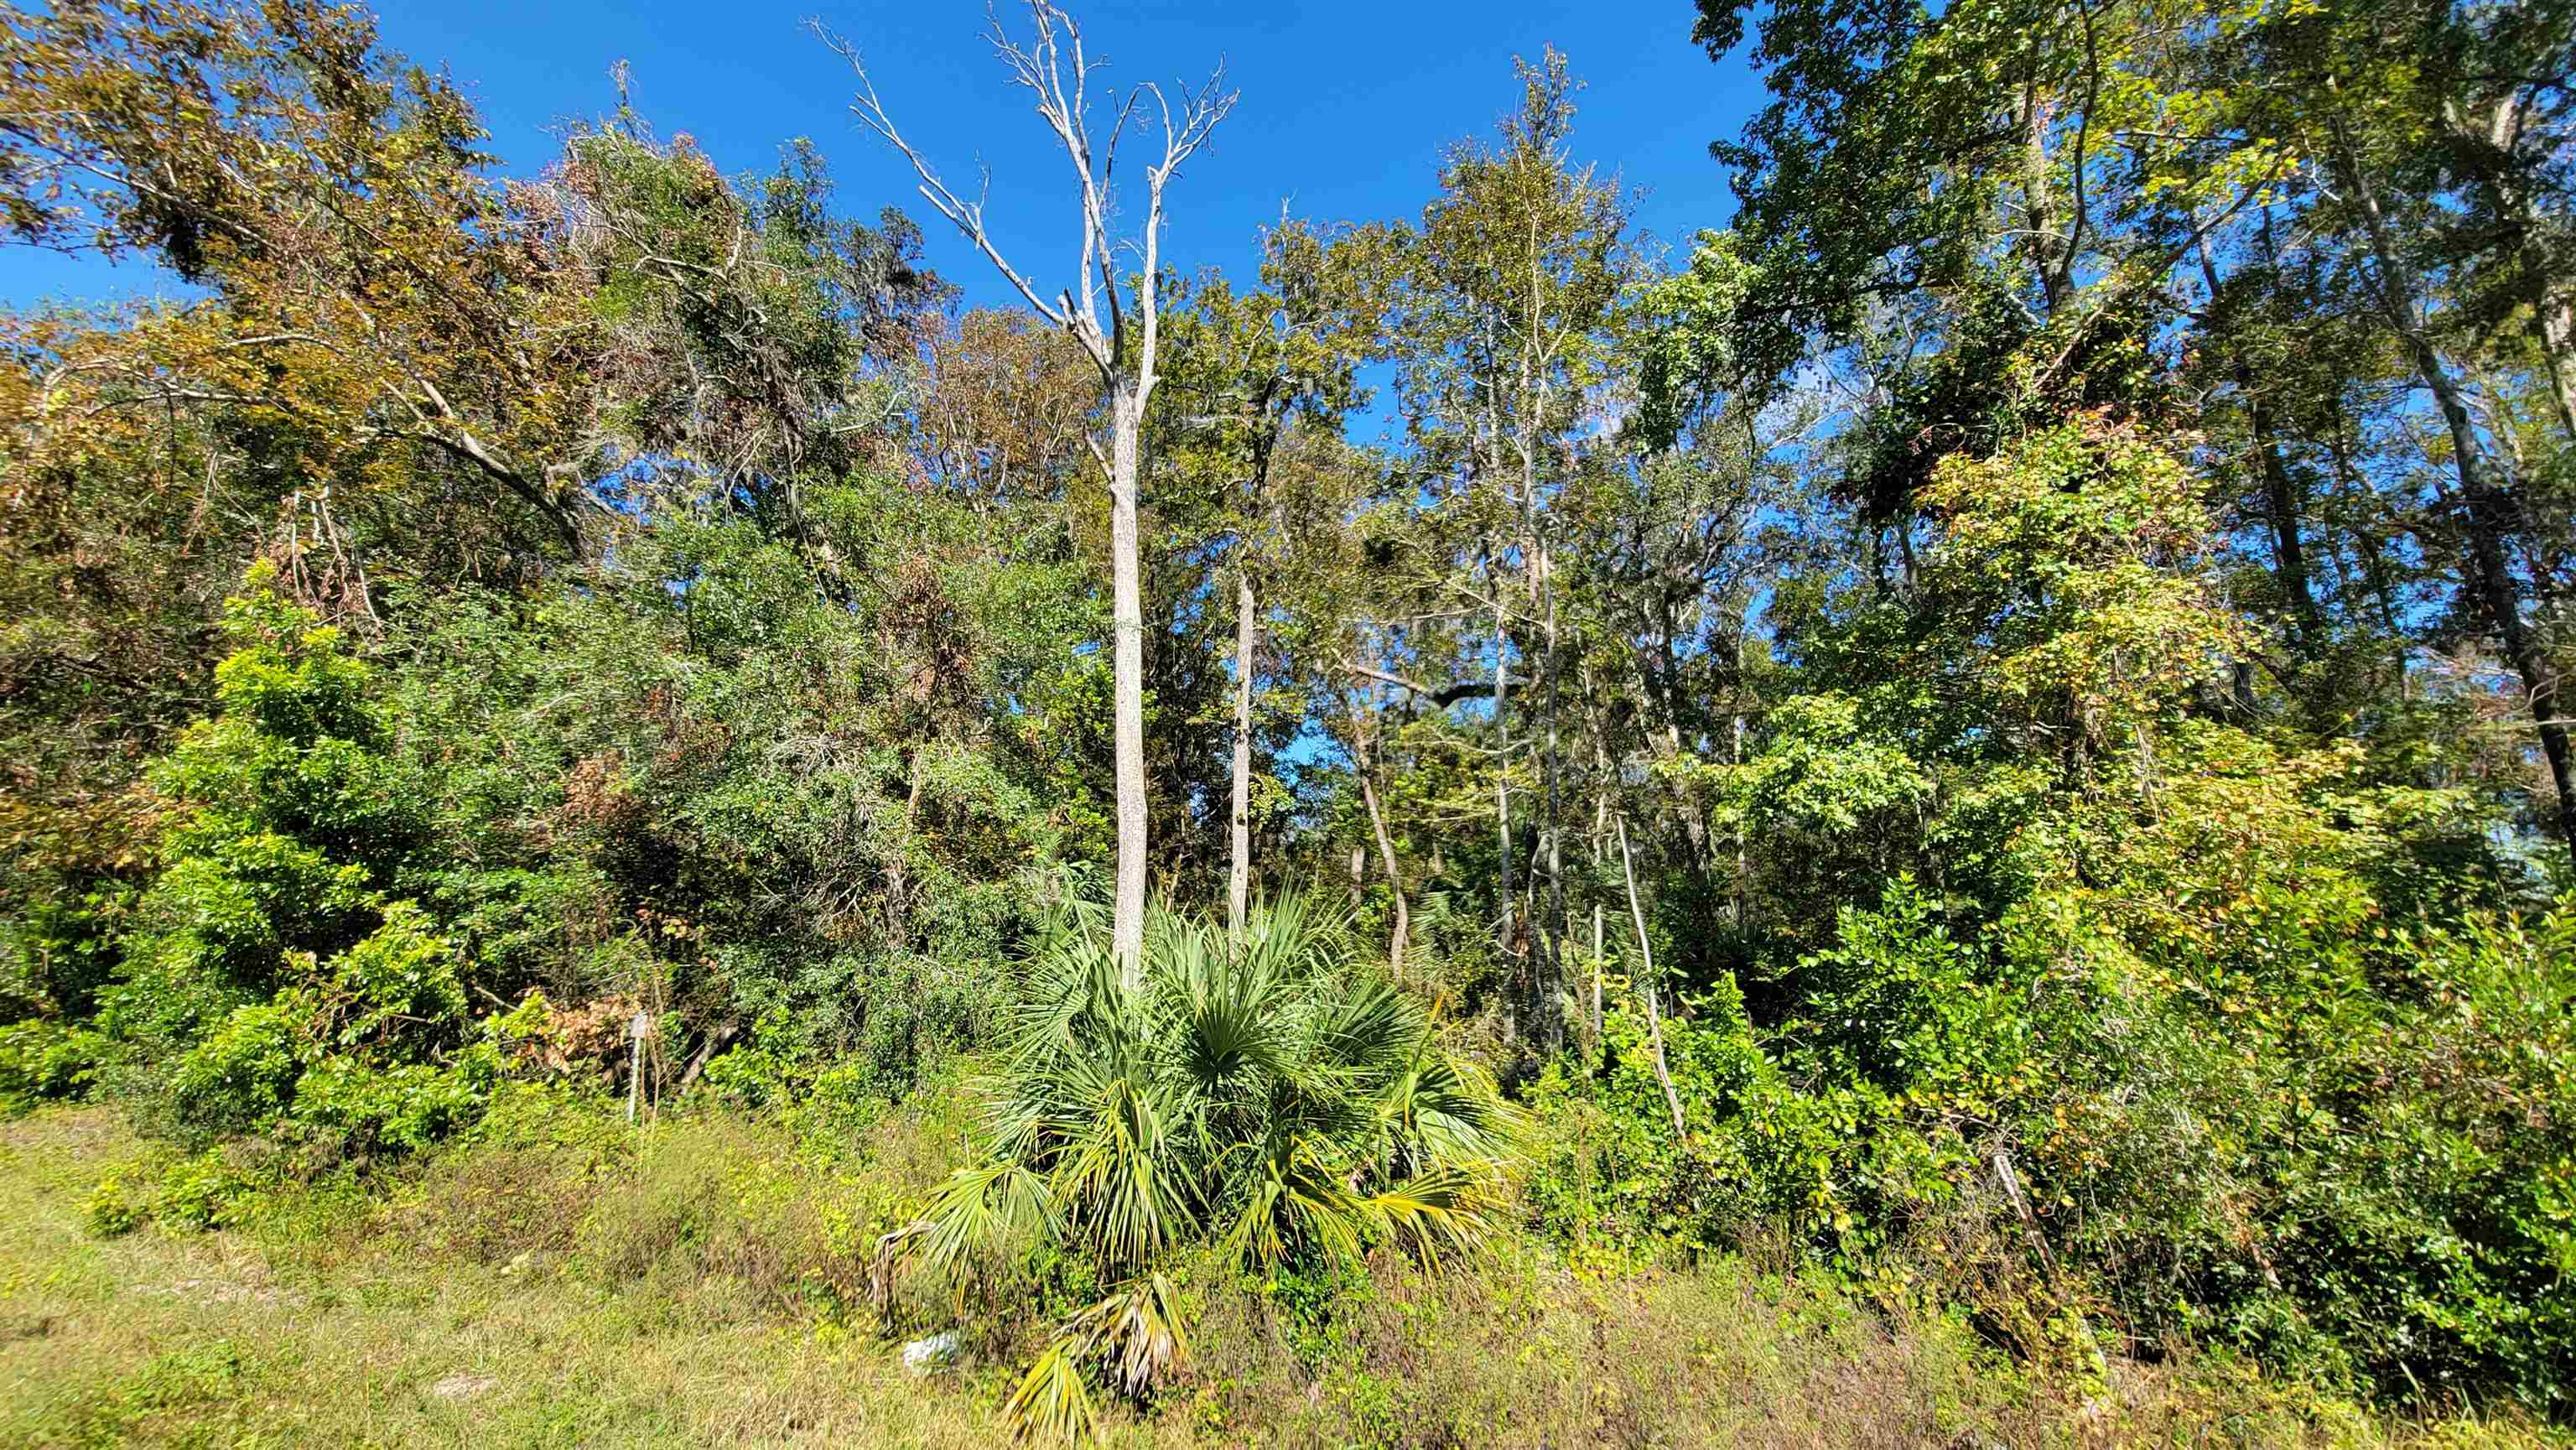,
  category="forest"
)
[1,0,2573,1443]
